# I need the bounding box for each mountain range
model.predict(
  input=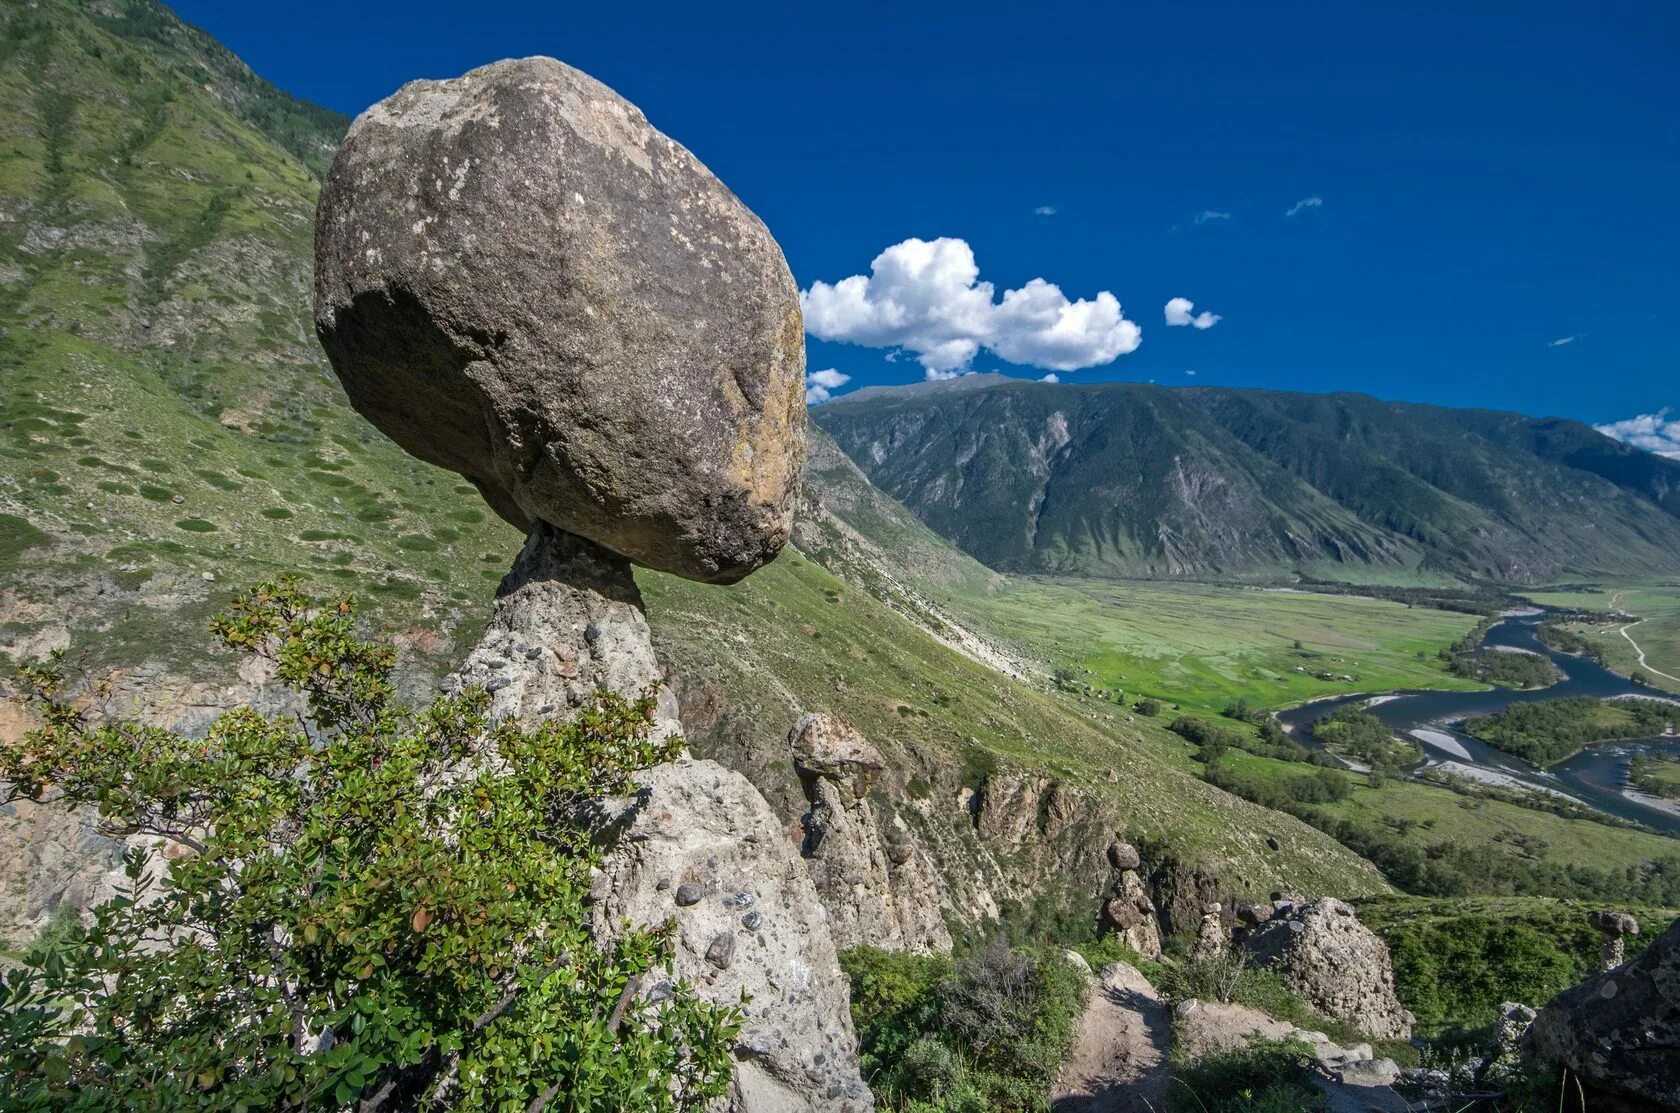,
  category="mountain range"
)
[815,373,1680,583]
